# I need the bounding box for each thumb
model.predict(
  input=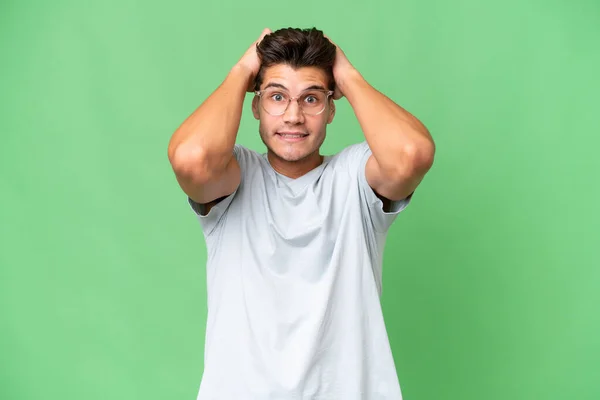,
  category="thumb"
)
[333,85,344,100]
